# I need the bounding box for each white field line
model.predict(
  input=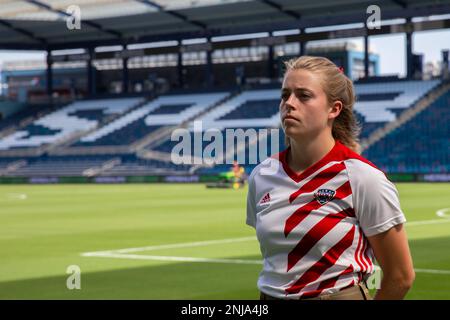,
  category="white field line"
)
[81,252,450,275]
[4,193,27,200]
[436,208,450,218]
[414,268,450,275]
[82,236,256,256]
[406,219,450,226]
[82,215,450,256]
[82,252,263,265]
[81,211,450,275]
